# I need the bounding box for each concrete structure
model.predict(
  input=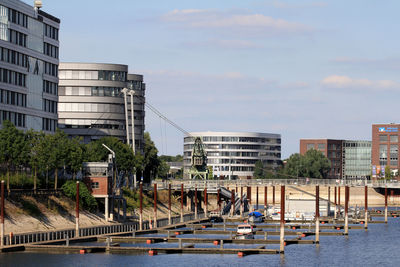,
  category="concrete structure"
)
[58,63,145,152]
[300,139,343,179]
[372,124,400,177]
[300,139,371,179]
[0,0,59,132]
[183,132,281,179]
